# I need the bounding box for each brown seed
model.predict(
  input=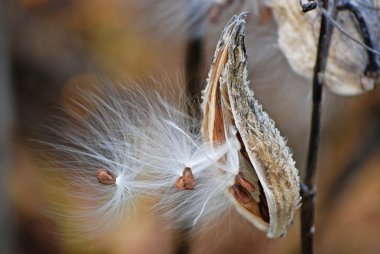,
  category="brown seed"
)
[96,168,116,185]
[175,167,196,190]
[232,184,253,204]
[236,175,255,193]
